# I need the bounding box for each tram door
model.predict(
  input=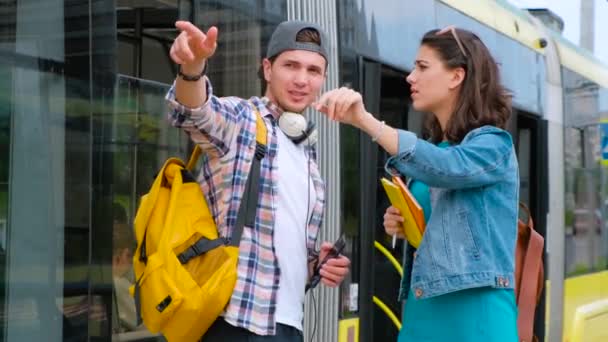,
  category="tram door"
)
[356,58,416,342]
[512,111,548,341]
